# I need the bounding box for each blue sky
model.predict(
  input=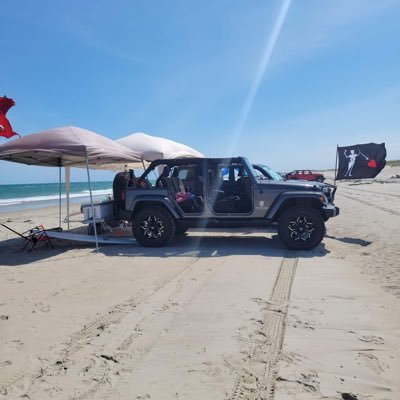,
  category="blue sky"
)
[1,0,400,184]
